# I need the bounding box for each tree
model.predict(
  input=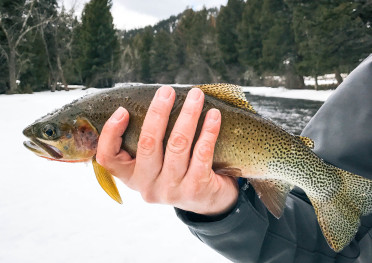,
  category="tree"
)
[216,0,245,64]
[0,0,52,93]
[288,0,372,87]
[79,0,119,88]
[150,29,177,83]
[237,0,263,73]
